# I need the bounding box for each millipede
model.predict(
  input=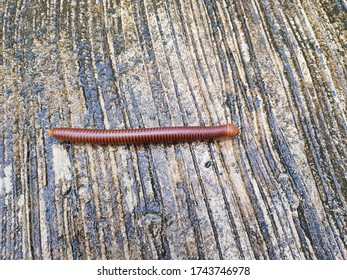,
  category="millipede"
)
[48,124,239,145]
